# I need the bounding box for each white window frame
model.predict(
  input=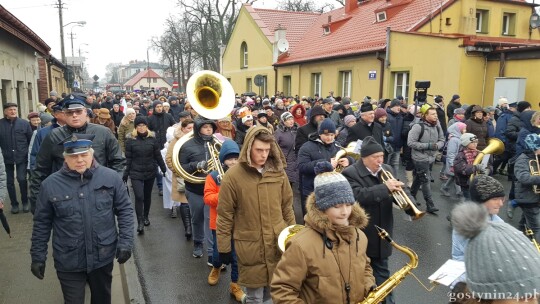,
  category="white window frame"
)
[241,42,248,68]
[341,71,352,97]
[312,73,322,97]
[377,12,387,22]
[476,11,483,32]
[502,13,510,35]
[323,26,331,35]
[393,72,409,99]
